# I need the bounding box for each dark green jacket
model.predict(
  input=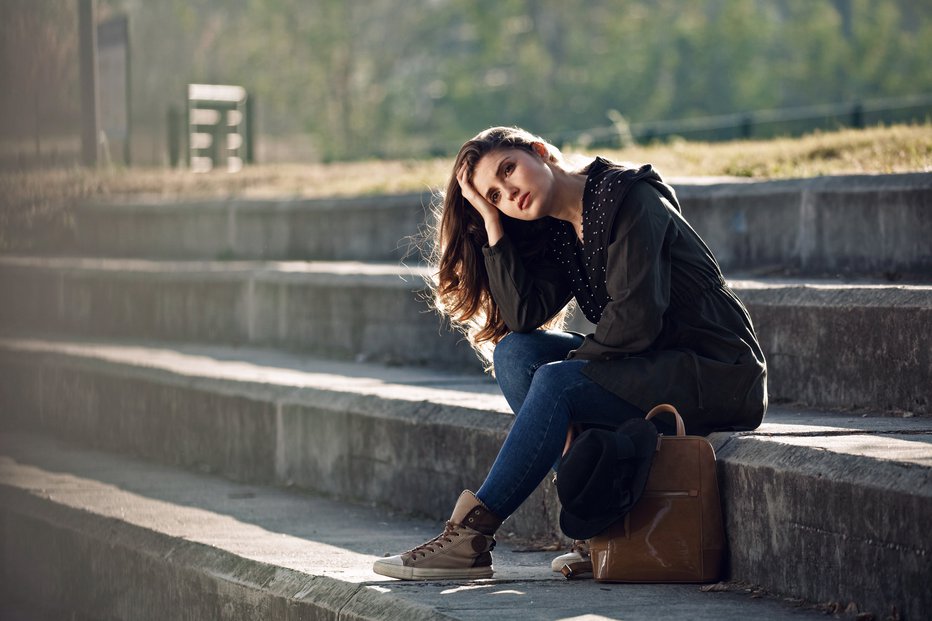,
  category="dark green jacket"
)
[482,158,767,435]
